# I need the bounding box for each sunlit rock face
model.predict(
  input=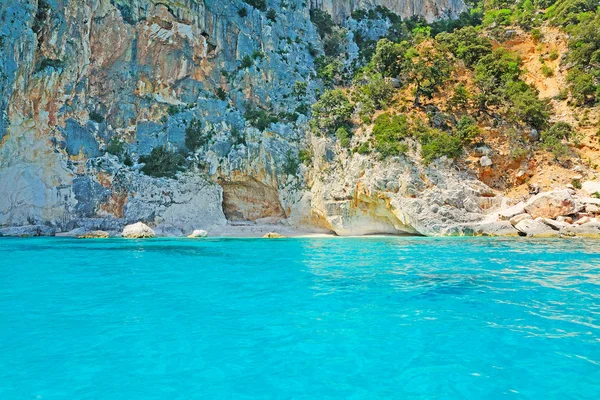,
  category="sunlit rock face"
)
[0,0,501,236]
[314,0,467,23]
